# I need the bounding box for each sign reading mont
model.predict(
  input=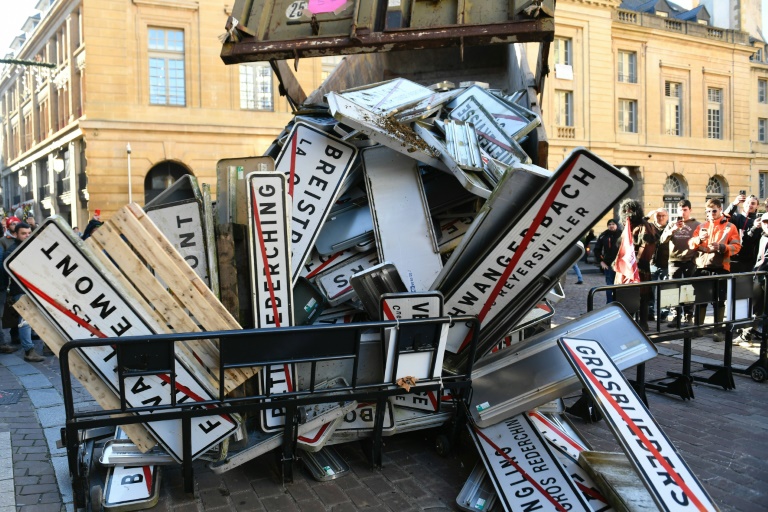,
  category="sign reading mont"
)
[4,218,237,461]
